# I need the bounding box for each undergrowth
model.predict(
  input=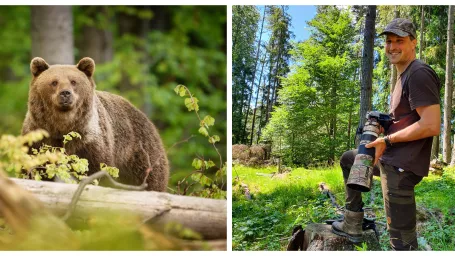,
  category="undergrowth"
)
[232,164,455,251]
